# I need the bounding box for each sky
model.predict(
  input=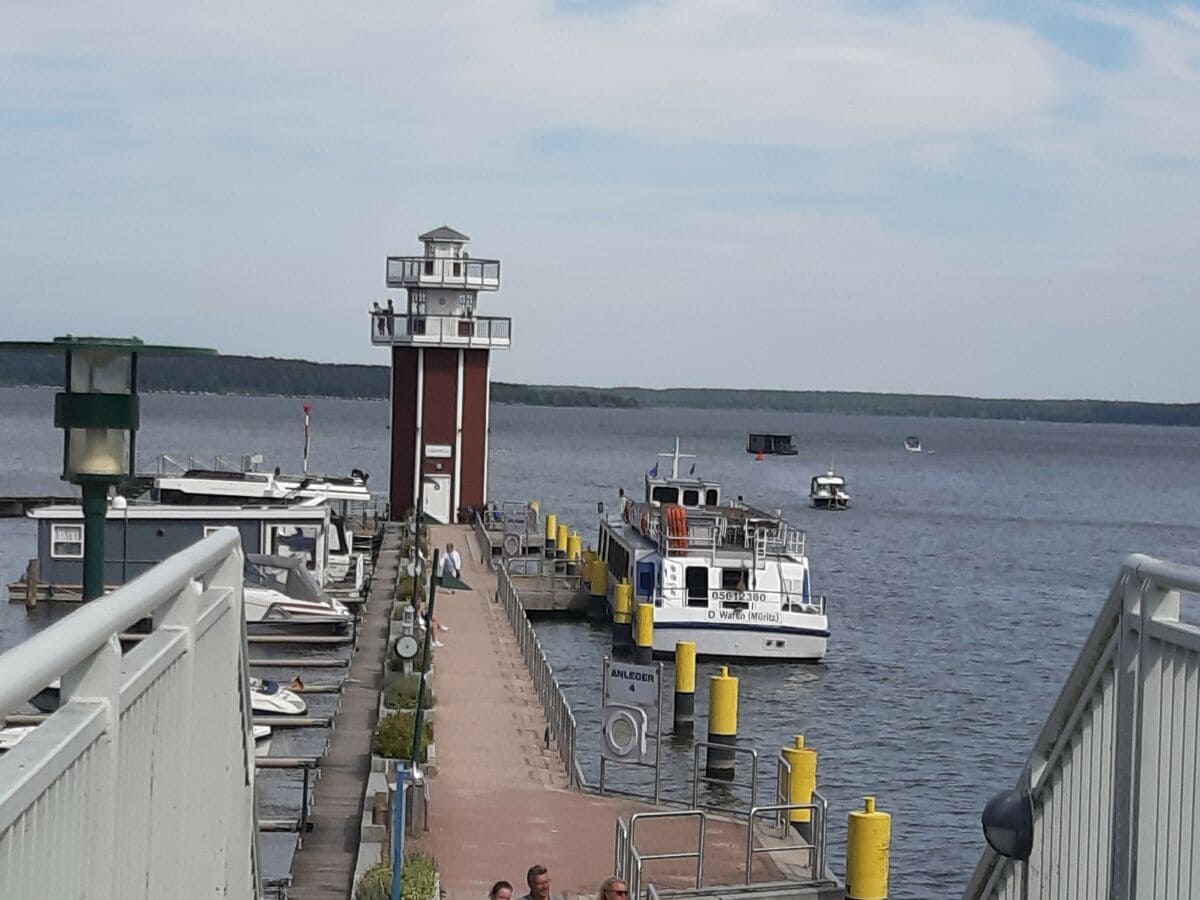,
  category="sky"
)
[2,1,1199,402]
